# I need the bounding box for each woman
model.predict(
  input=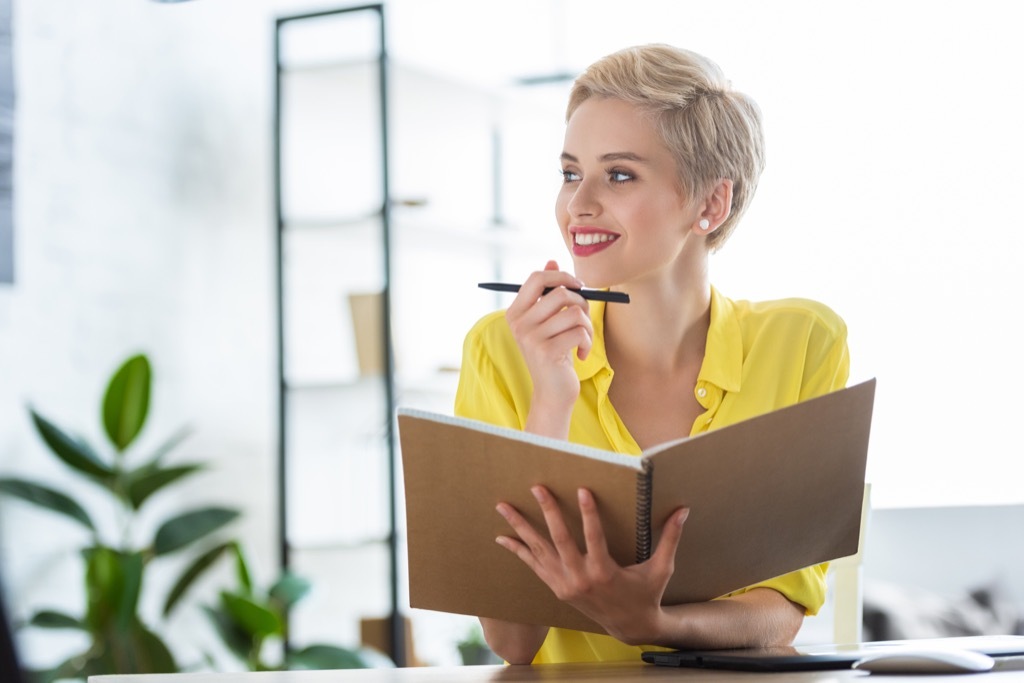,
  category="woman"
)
[454,44,849,664]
